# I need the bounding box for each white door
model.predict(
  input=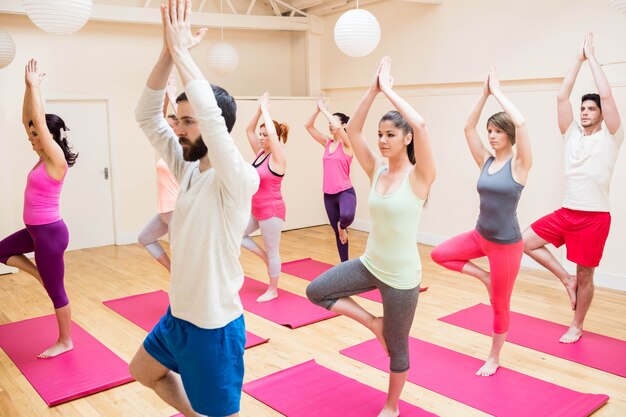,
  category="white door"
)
[45,99,115,250]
